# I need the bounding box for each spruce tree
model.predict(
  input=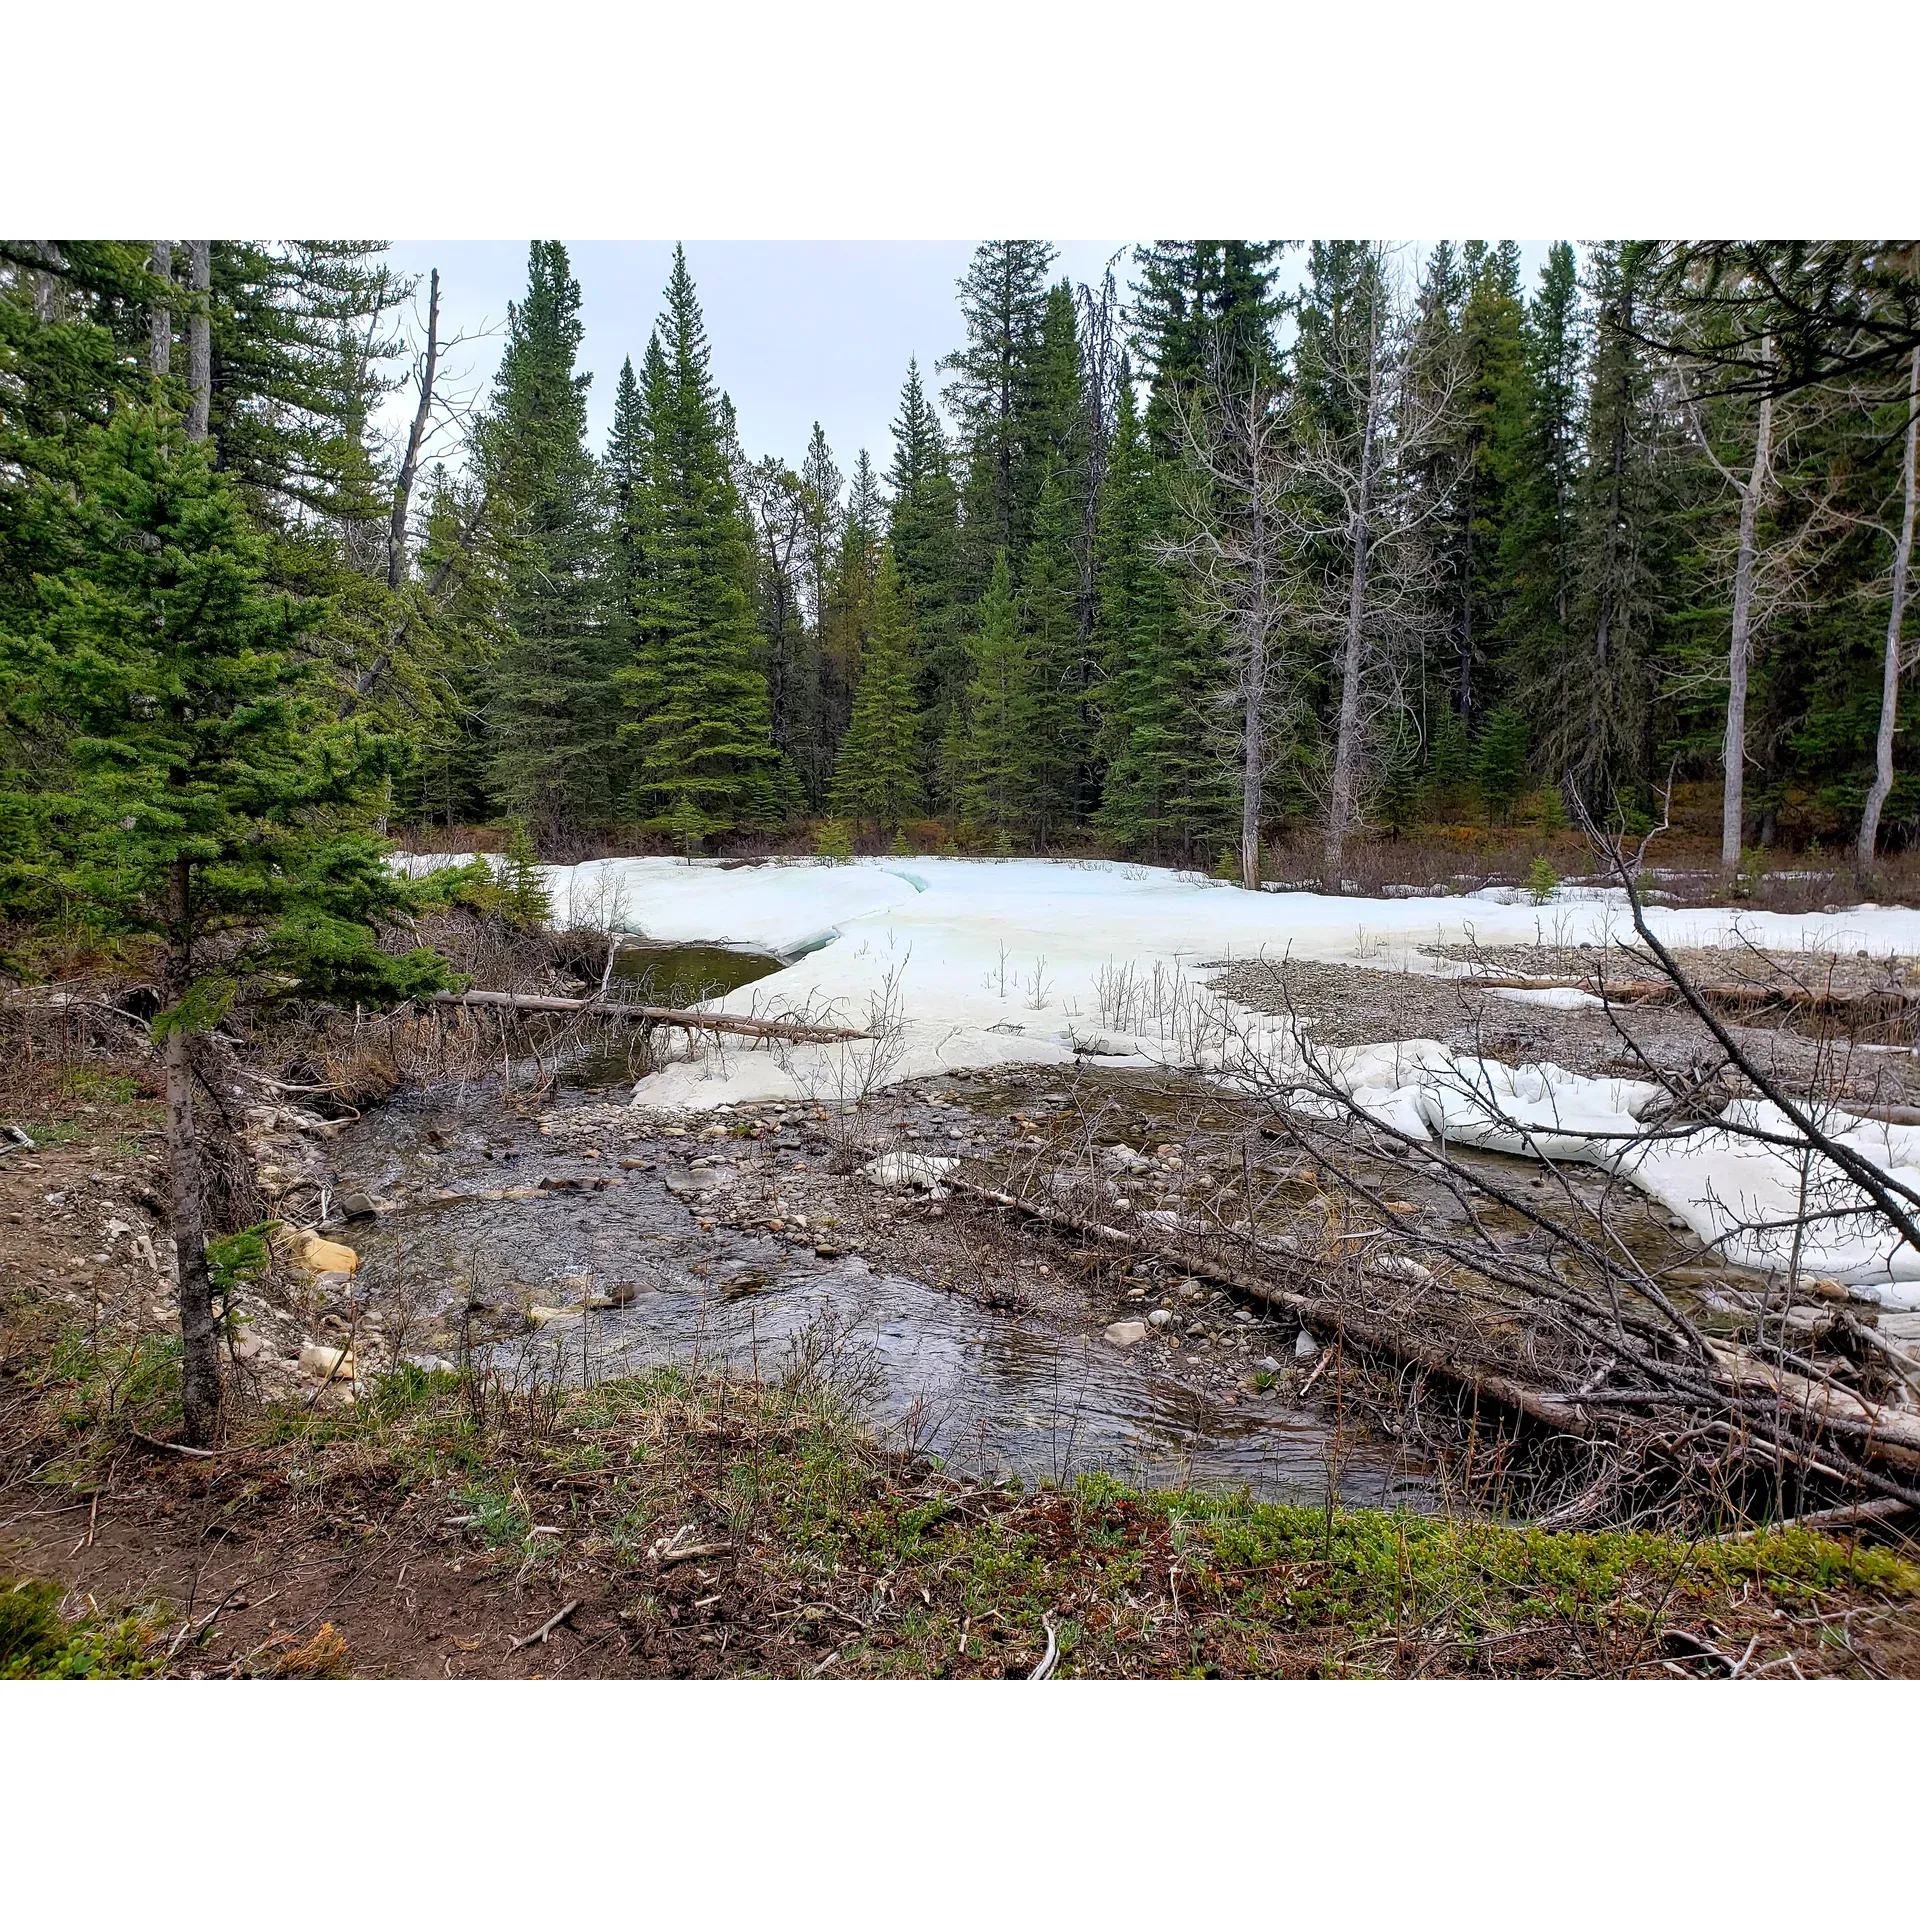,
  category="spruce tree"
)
[885,360,964,737]
[476,241,614,837]
[1020,459,1088,844]
[940,241,1057,589]
[0,411,446,1441]
[1093,375,1229,859]
[955,550,1033,838]
[620,246,781,831]
[828,549,924,831]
